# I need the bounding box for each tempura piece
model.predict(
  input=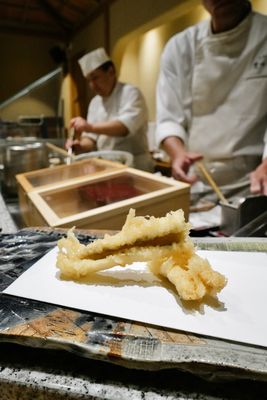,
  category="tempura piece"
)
[56,209,227,301]
[57,208,192,277]
[149,254,226,300]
